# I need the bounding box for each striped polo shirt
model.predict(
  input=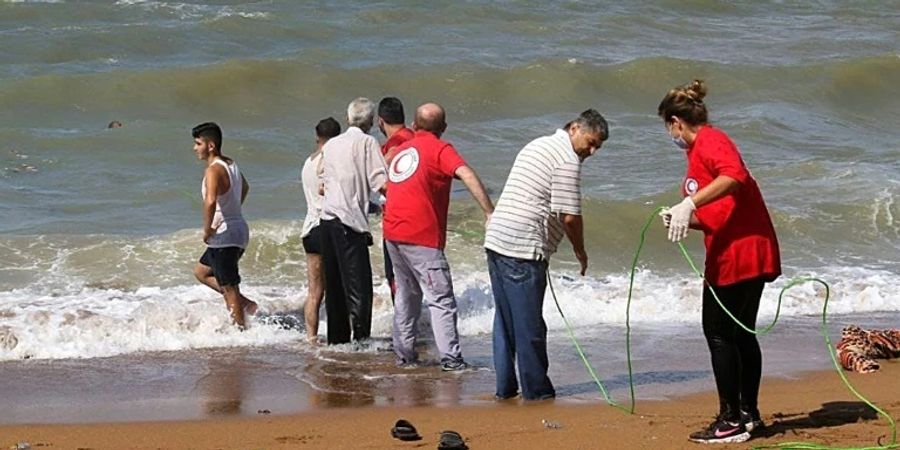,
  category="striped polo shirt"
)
[484,129,582,261]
